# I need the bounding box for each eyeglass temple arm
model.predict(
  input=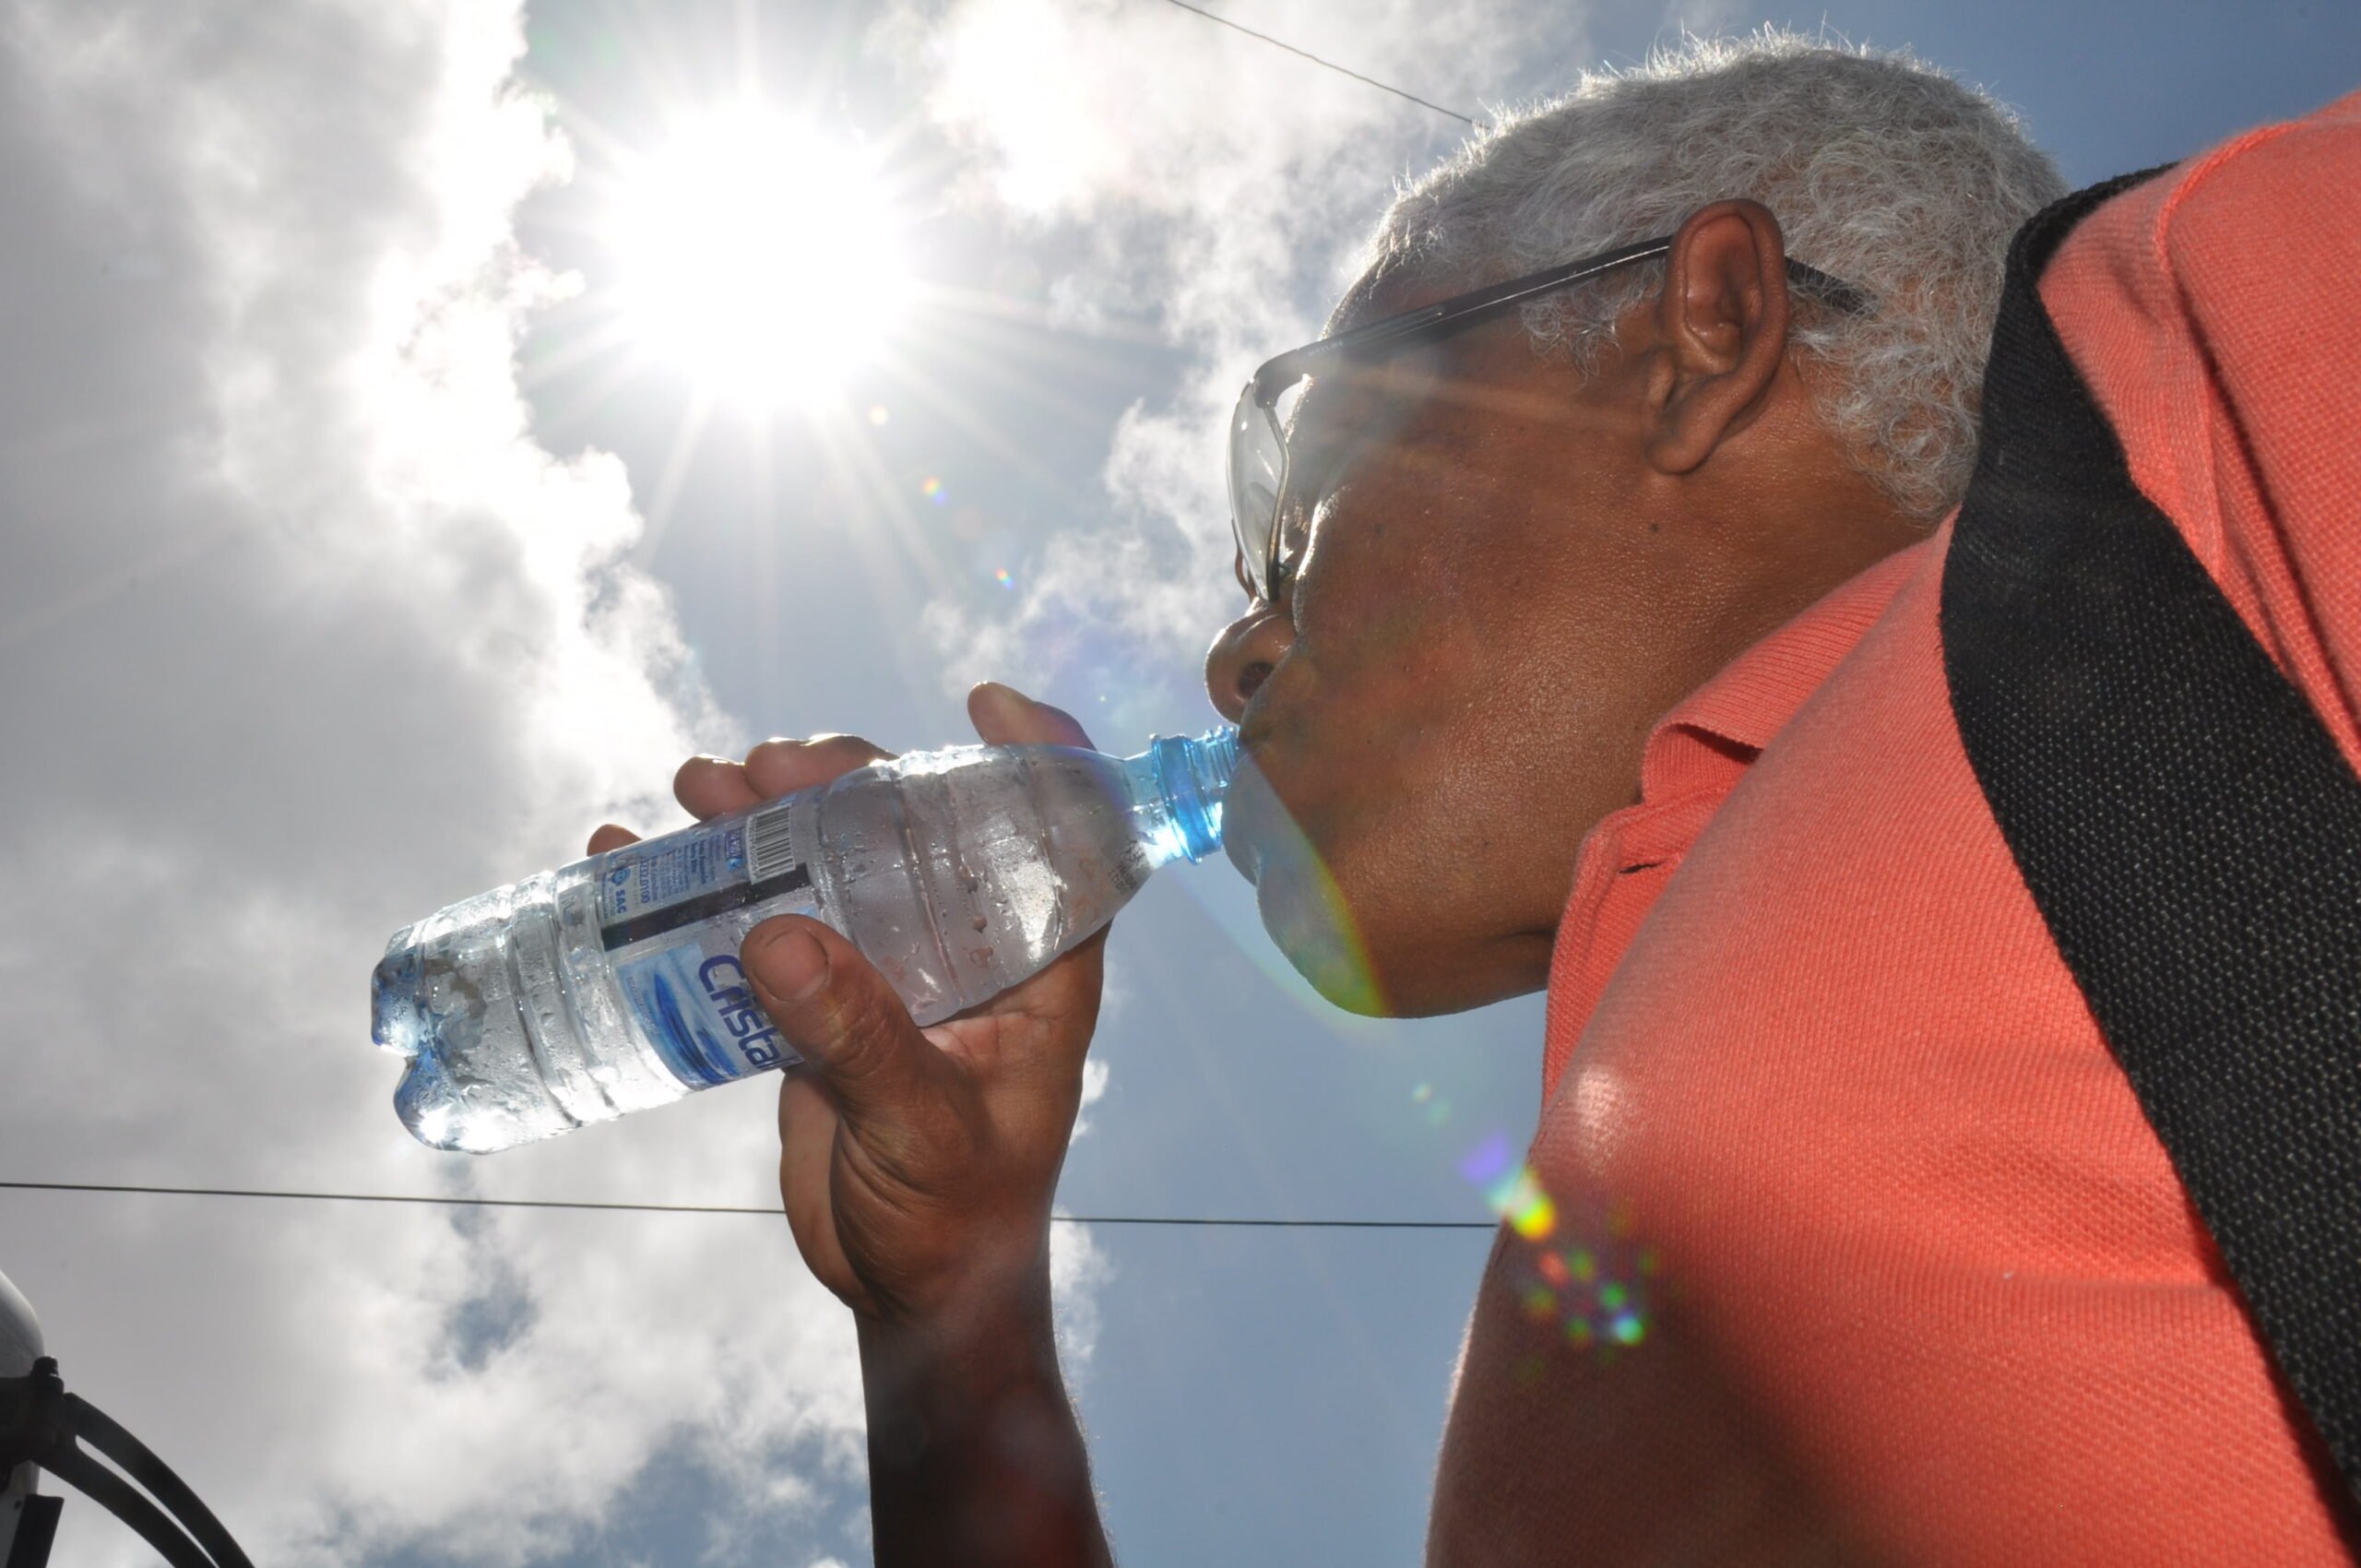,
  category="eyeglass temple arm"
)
[1251,238,1870,405]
